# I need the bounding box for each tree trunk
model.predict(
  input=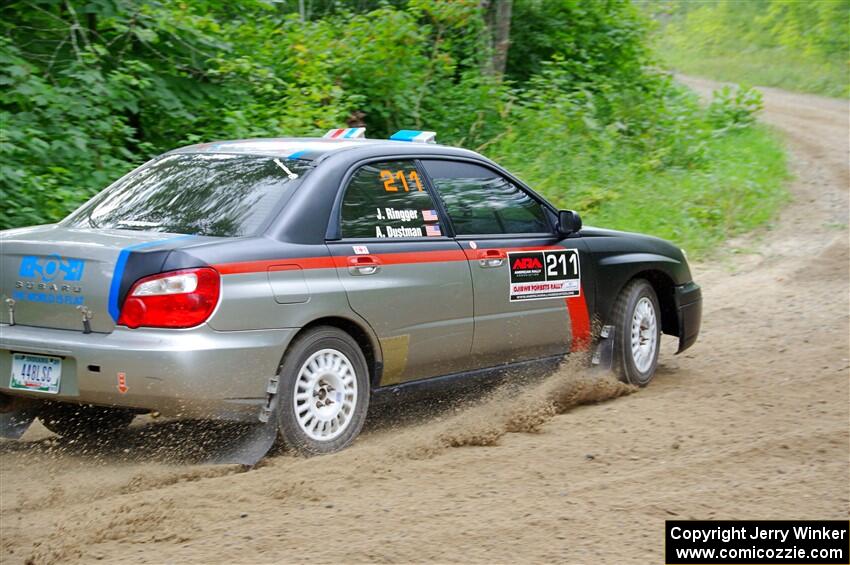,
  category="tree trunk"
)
[490,0,512,76]
[87,12,97,36]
